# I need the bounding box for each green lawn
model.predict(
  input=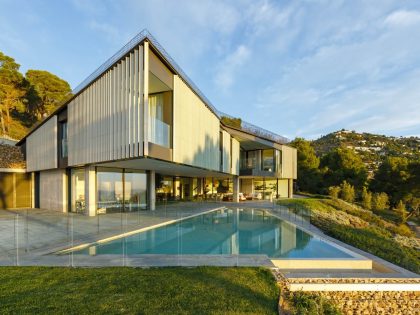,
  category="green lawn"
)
[0,267,279,315]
